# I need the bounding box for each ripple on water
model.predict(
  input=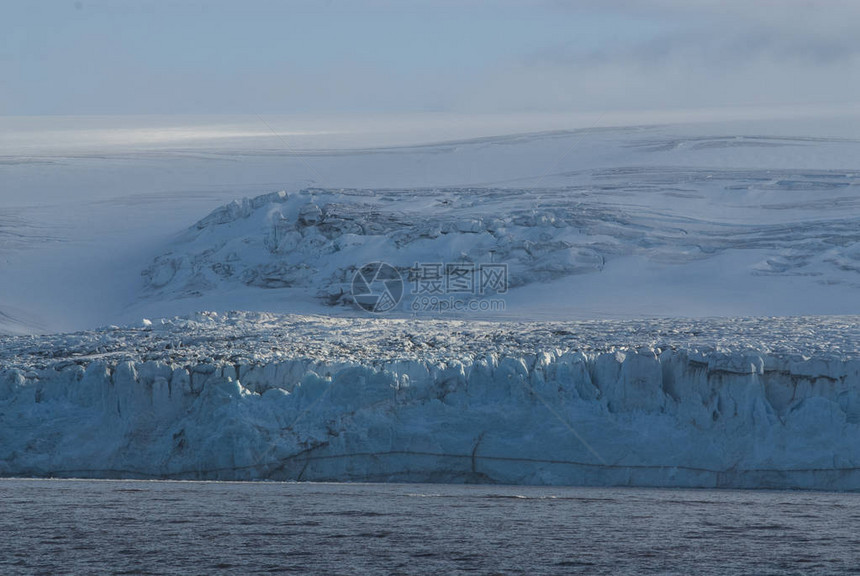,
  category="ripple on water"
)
[2,480,860,575]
